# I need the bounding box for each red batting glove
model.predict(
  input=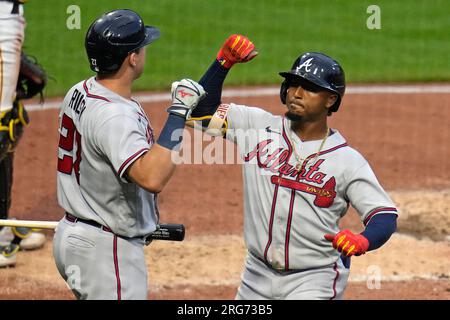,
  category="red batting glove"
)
[216,34,258,69]
[324,229,369,257]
